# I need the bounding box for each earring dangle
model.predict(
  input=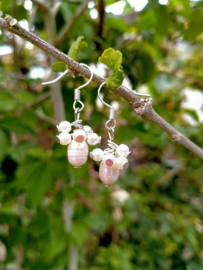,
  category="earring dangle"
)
[42,63,101,168]
[90,82,130,186]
